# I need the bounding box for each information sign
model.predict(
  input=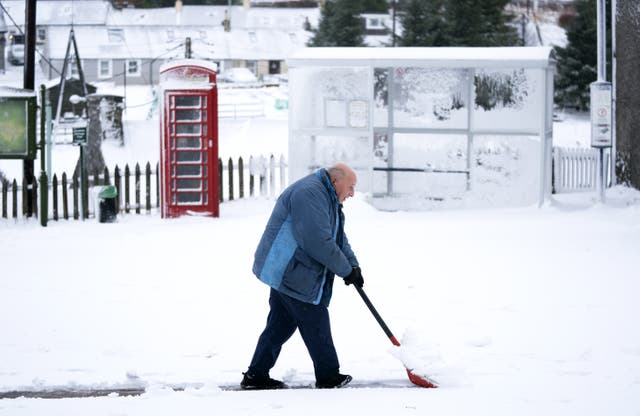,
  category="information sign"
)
[72,126,87,145]
[0,91,37,160]
[590,81,612,148]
